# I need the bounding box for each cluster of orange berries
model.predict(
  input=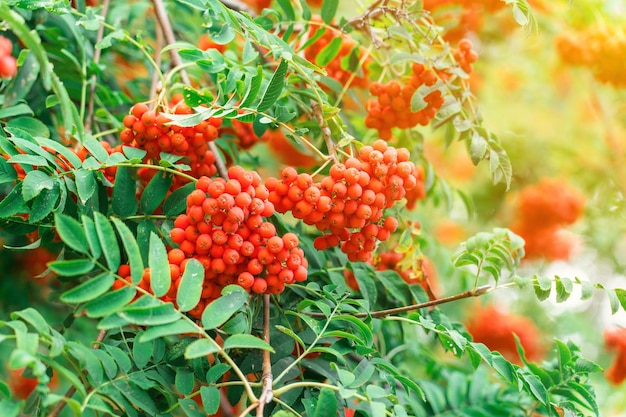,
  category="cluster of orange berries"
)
[555,26,626,88]
[365,63,444,140]
[266,140,420,262]
[120,102,221,184]
[303,17,369,89]
[0,36,17,79]
[511,179,584,261]
[221,120,262,150]
[604,328,626,385]
[453,39,479,74]
[465,304,545,365]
